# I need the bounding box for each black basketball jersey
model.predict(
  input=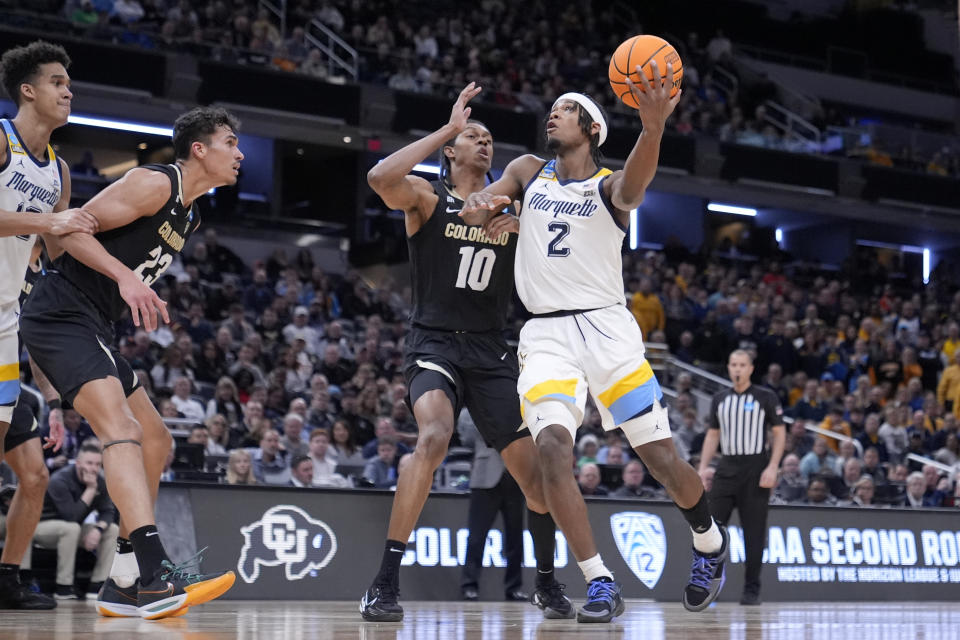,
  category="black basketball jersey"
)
[52,164,200,321]
[407,181,517,332]
[17,258,43,355]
